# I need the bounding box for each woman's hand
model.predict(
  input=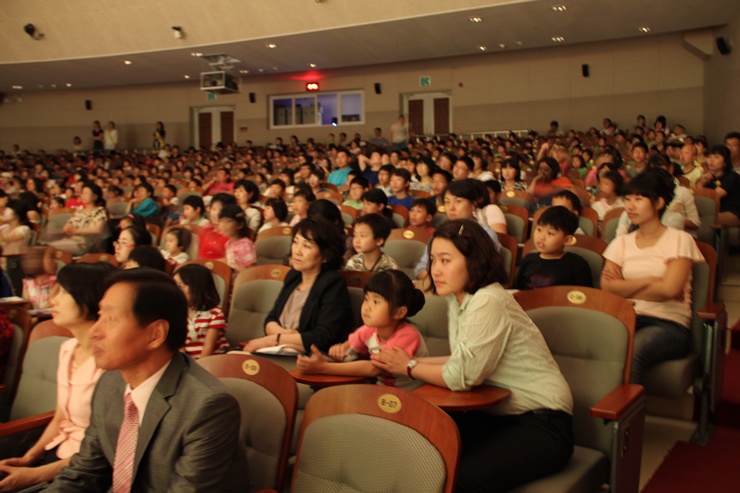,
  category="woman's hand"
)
[601,262,624,282]
[0,464,42,492]
[296,345,329,374]
[62,223,76,235]
[371,346,412,376]
[243,335,278,353]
